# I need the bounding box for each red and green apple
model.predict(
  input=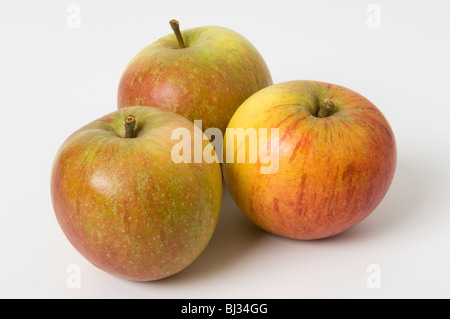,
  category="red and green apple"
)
[117,19,273,133]
[51,106,222,281]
